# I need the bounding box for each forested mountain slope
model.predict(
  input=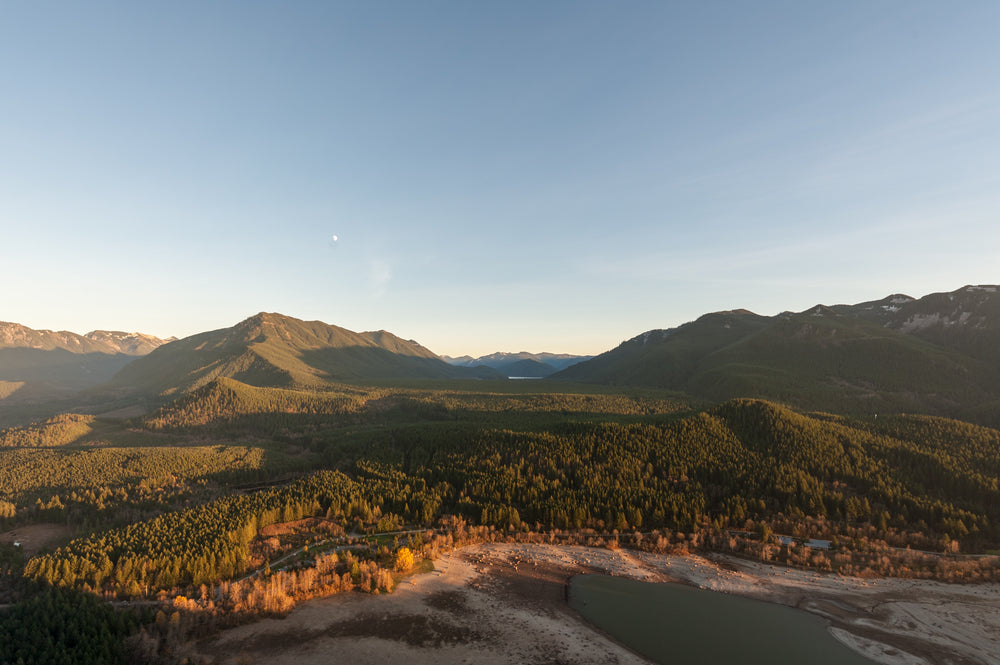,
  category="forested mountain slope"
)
[554,286,1000,422]
[836,284,1000,367]
[109,312,501,399]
